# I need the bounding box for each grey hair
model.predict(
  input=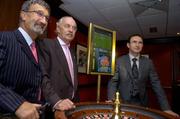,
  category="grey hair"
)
[55,16,77,34]
[21,0,50,13]
[57,16,75,25]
